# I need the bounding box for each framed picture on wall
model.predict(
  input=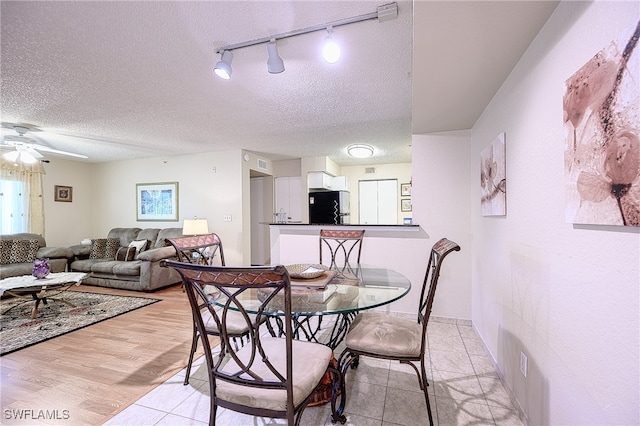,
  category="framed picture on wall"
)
[136,182,179,221]
[54,185,73,202]
[401,198,412,212]
[401,183,411,196]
